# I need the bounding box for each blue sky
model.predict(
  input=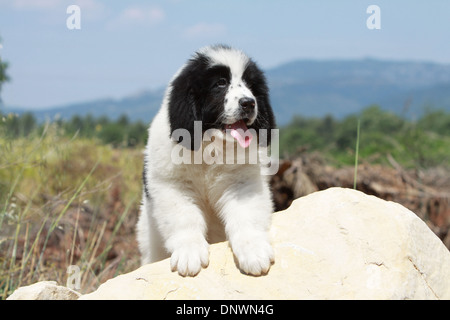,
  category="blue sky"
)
[0,0,449,109]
